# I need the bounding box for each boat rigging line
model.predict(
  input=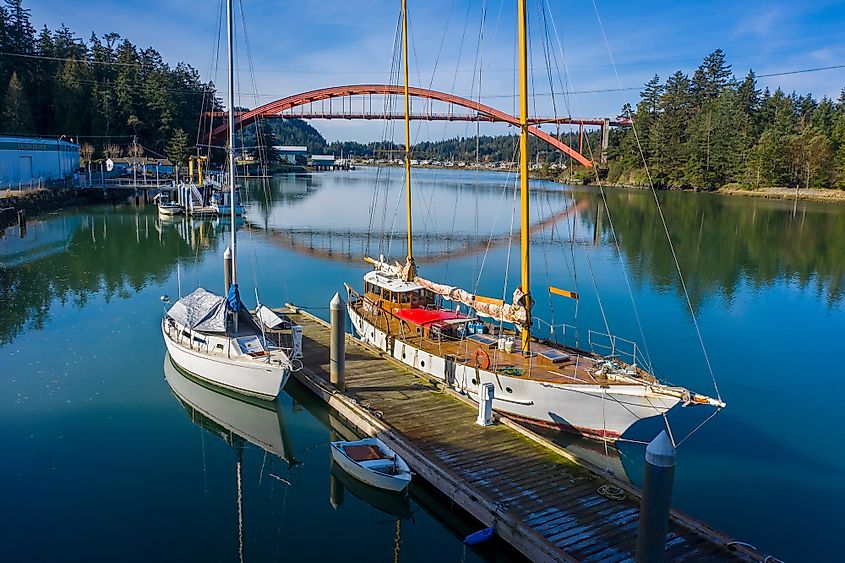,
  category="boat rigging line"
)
[589,0,723,407]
